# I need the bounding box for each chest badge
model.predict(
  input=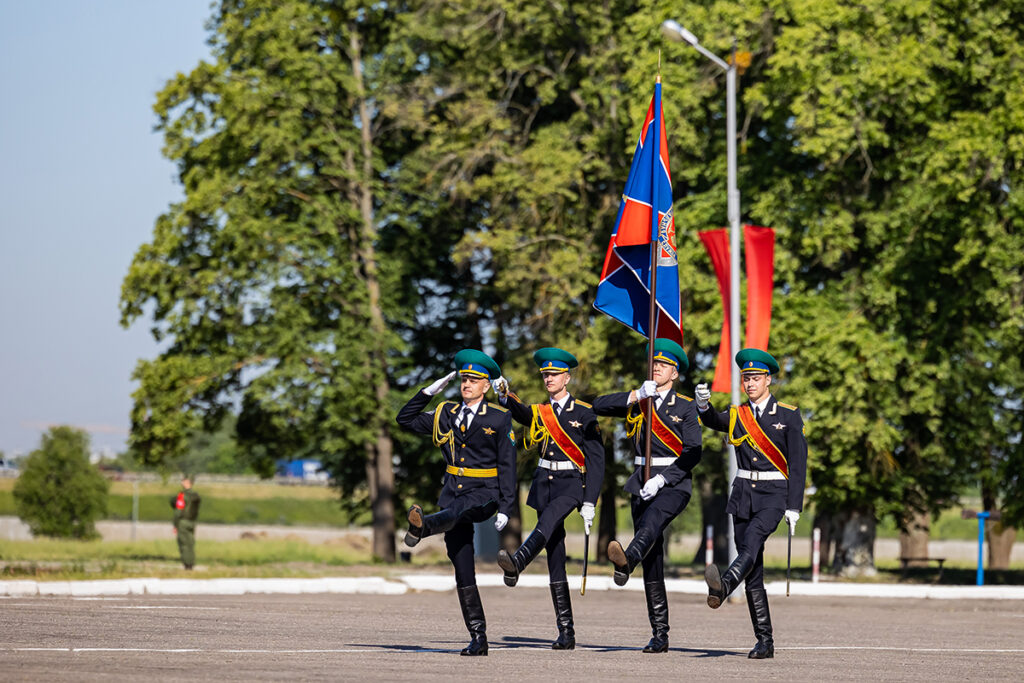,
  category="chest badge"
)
[482,427,496,435]
[569,420,582,428]
[773,422,786,430]
[670,415,682,423]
